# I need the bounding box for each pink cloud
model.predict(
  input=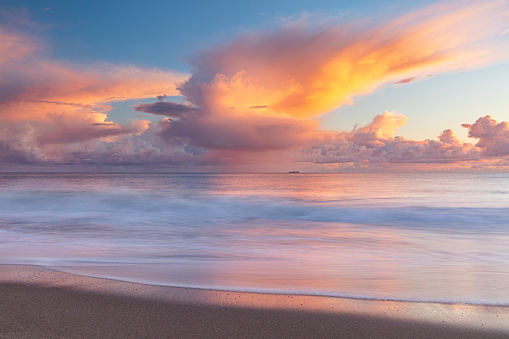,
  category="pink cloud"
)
[462,116,509,156]
[1,2,509,170]
[394,77,415,84]
[0,25,188,124]
[305,112,481,166]
[348,112,408,148]
[0,29,38,68]
[161,114,318,152]
[177,0,509,120]
[125,0,509,164]
[0,123,45,164]
[129,1,509,160]
[0,24,188,164]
